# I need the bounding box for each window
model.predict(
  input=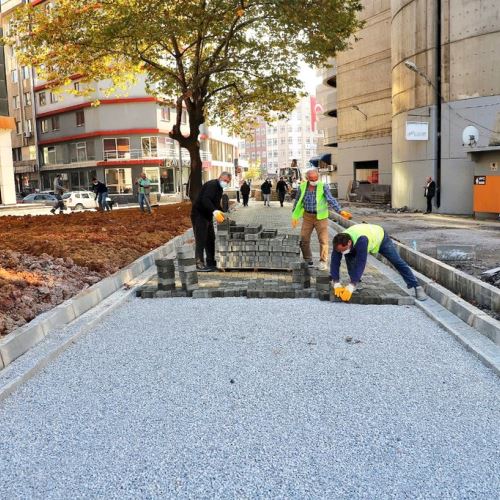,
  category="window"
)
[76,110,85,127]
[142,137,158,157]
[70,142,87,162]
[51,115,60,131]
[13,95,20,109]
[23,92,32,106]
[105,168,133,194]
[103,137,130,160]
[43,146,57,164]
[24,119,32,133]
[181,109,187,124]
[15,120,22,134]
[22,66,30,80]
[39,92,46,106]
[11,69,18,83]
[144,167,160,193]
[160,107,170,121]
[73,82,80,92]
[40,119,49,134]
[50,92,58,104]
[12,148,22,162]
